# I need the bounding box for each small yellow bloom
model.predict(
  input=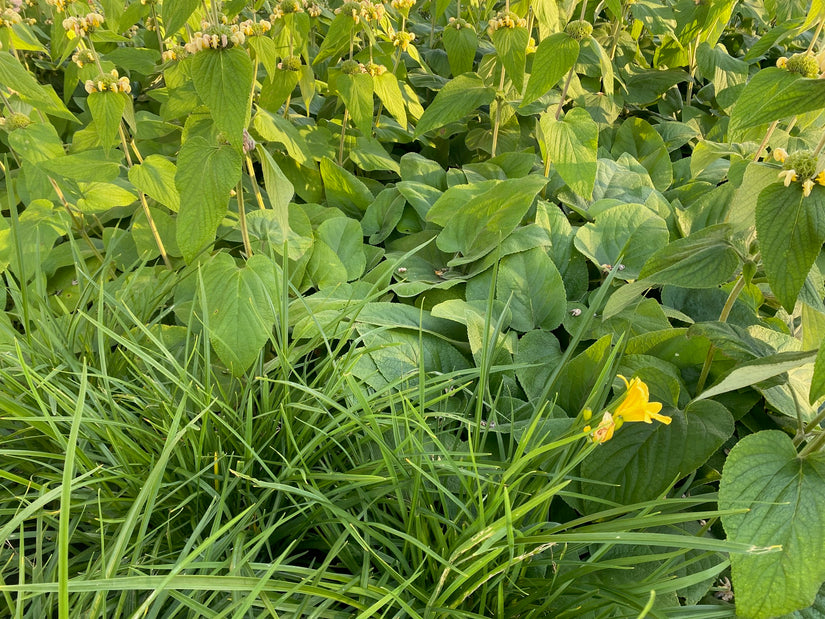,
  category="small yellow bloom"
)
[816,171,825,187]
[772,147,788,163]
[778,169,798,186]
[614,375,671,425]
[803,178,815,197]
[591,411,616,443]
